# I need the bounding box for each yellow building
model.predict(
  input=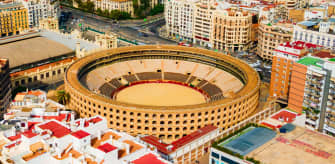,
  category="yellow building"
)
[0,2,28,37]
